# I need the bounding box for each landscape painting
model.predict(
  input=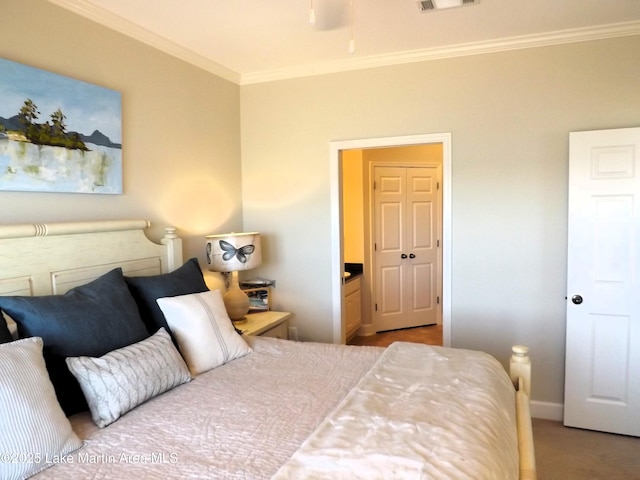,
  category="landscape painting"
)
[0,58,122,194]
